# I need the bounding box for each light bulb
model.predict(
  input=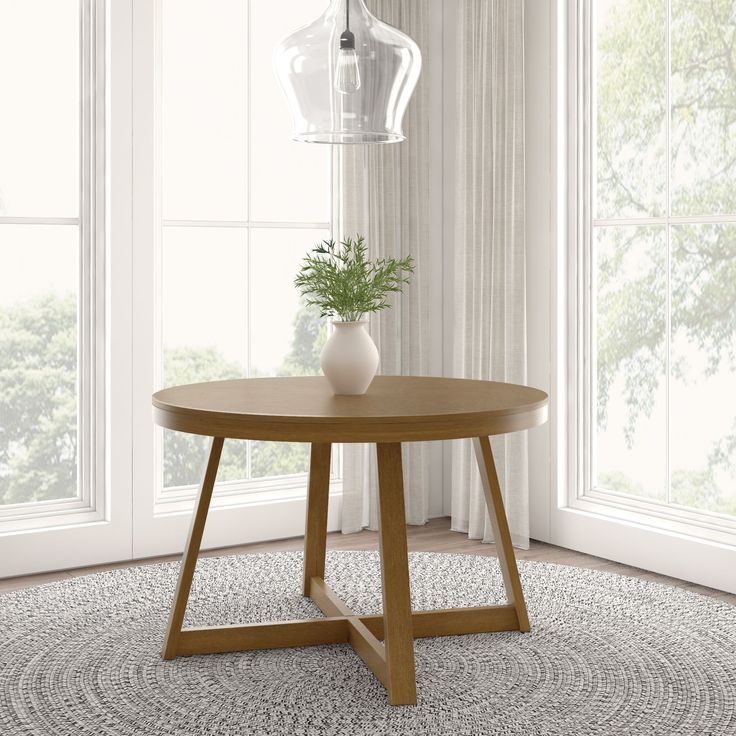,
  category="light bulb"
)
[335,47,361,94]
